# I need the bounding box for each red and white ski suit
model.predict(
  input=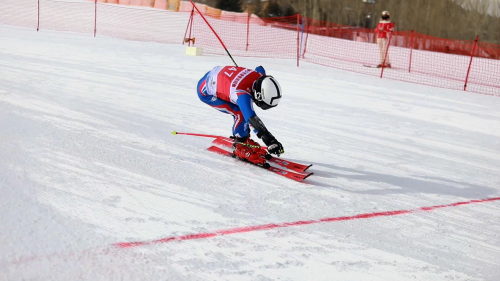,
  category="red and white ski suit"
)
[375,20,395,65]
